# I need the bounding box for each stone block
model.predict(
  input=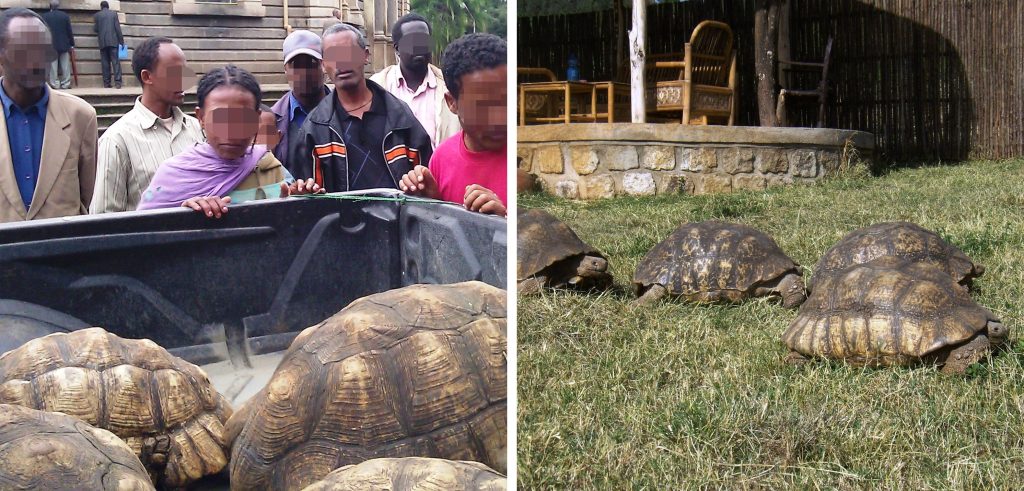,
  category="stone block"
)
[701,174,732,194]
[570,145,601,175]
[623,172,657,196]
[733,174,768,191]
[580,174,616,199]
[766,174,793,188]
[517,146,534,172]
[659,173,692,195]
[640,145,676,170]
[720,148,755,175]
[694,147,717,171]
[789,150,818,177]
[603,145,640,171]
[534,145,564,174]
[756,149,789,174]
[555,180,579,199]
[818,150,841,177]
